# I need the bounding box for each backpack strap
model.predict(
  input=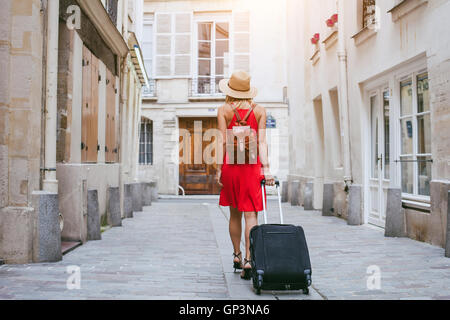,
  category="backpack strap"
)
[242,103,256,122]
[230,102,256,125]
[230,102,242,123]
